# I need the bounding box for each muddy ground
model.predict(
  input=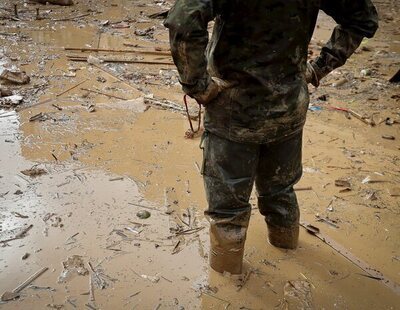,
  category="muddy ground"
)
[0,0,399,309]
